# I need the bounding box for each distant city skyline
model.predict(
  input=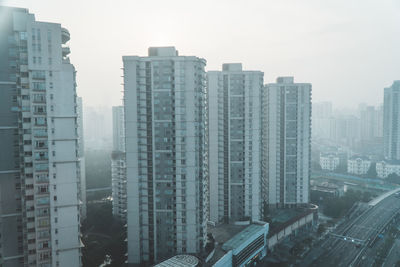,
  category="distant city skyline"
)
[2,0,399,108]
